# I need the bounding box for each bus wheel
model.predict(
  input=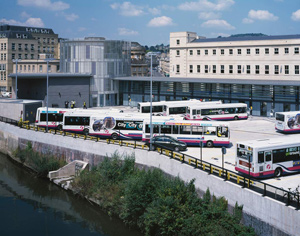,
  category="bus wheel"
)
[57,125,62,131]
[174,146,180,152]
[206,141,213,148]
[274,168,282,177]
[234,116,239,120]
[111,133,118,140]
[83,128,89,135]
[203,118,207,121]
